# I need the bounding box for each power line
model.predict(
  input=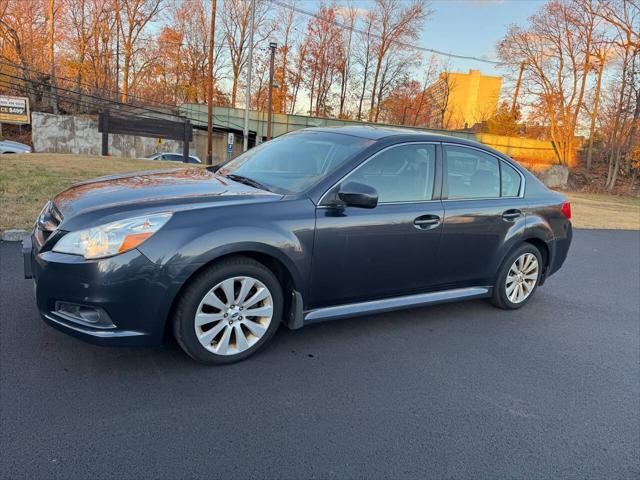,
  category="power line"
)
[0,75,178,122]
[0,59,182,113]
[0,61,184,119]
[268,0,502,66]
[0,78,127,115]
[1,73,247,133]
